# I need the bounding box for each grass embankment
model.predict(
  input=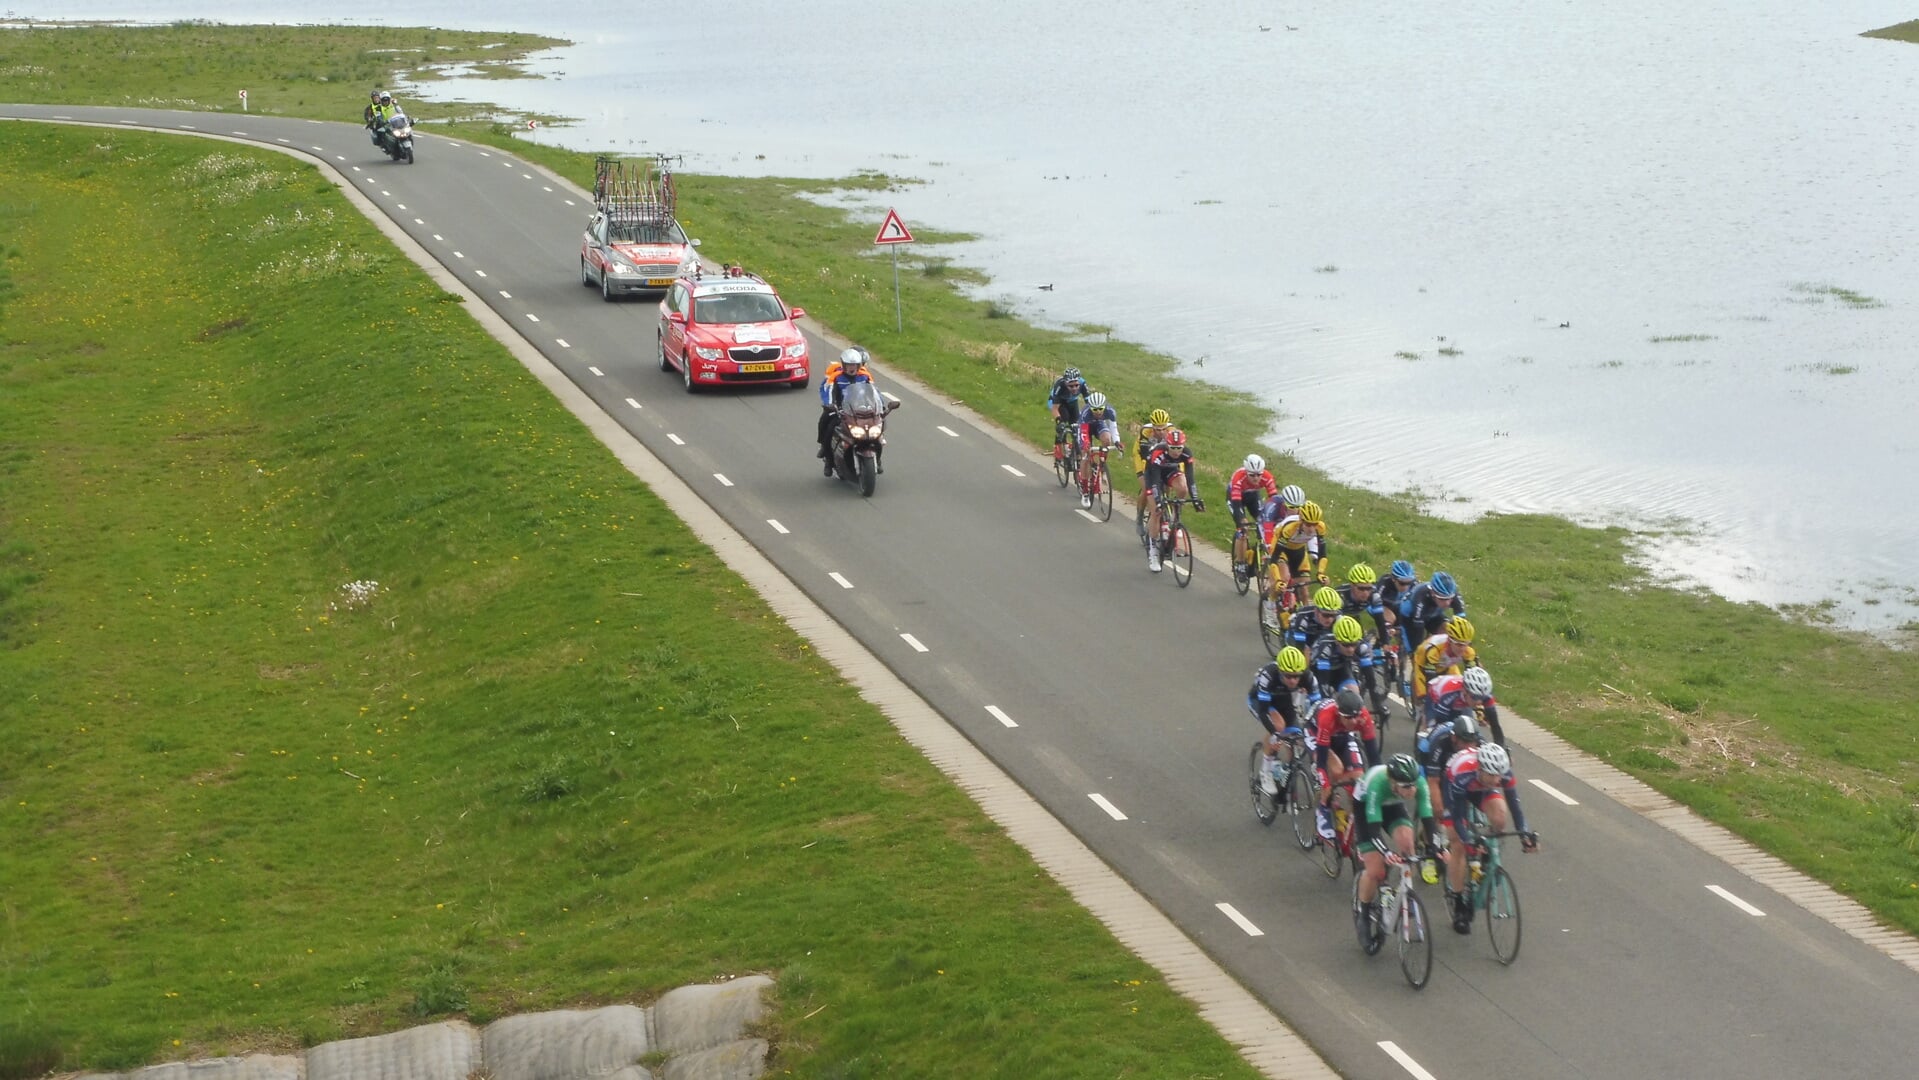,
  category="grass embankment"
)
[0,126,1262,1079]
[1865,20,1919,44]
